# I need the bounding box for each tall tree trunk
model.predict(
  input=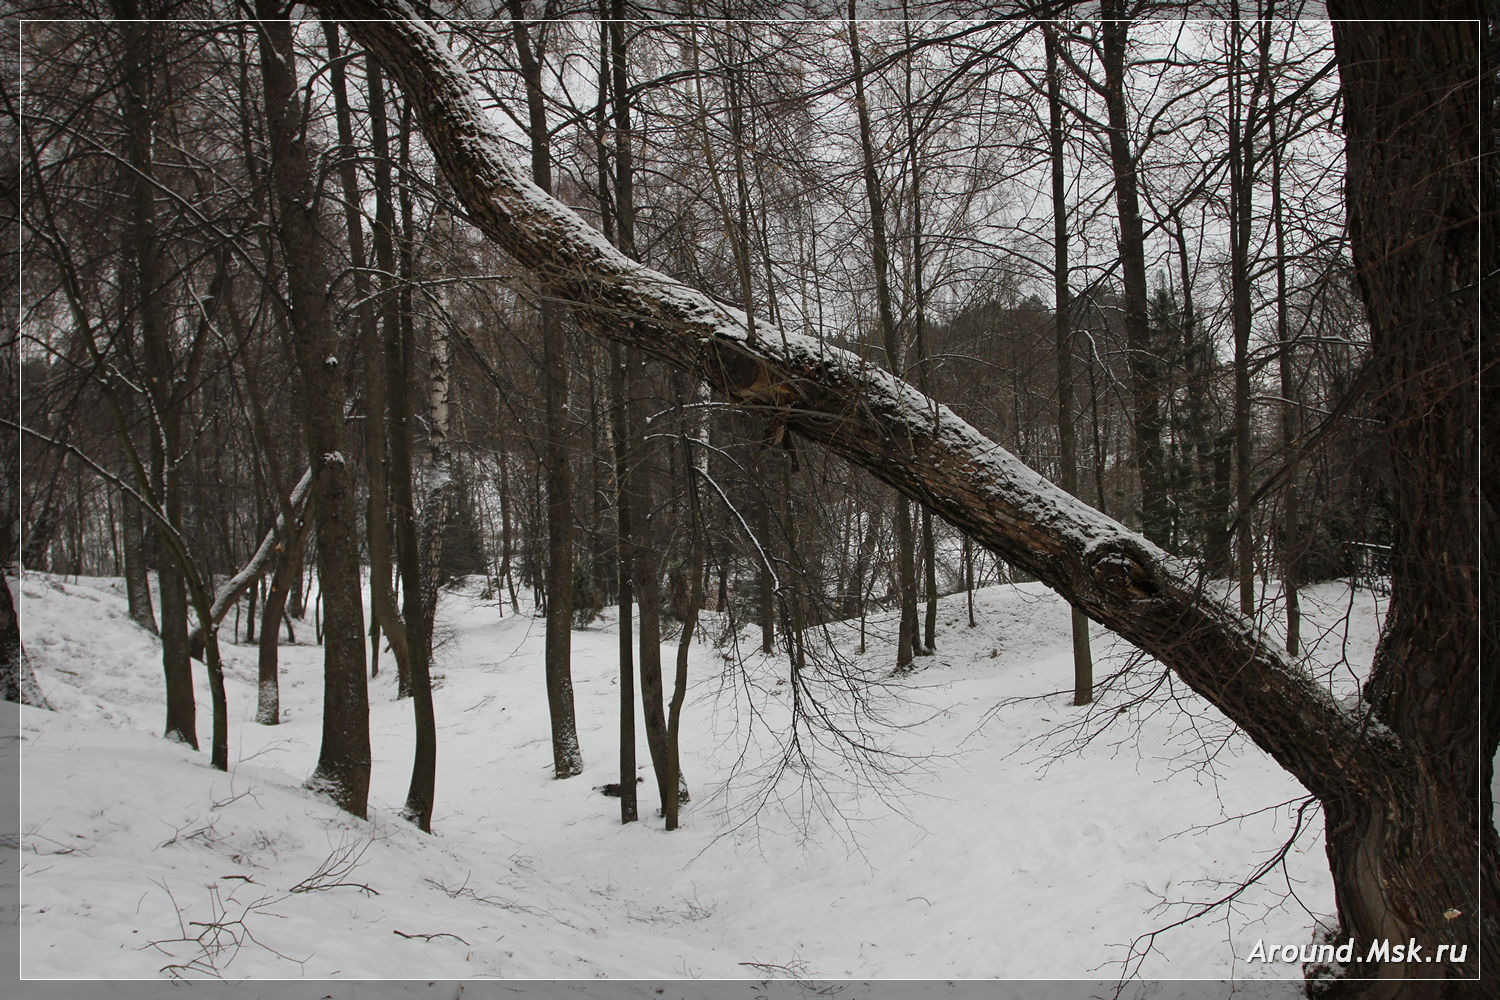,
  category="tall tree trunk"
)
[1044,21,1095,707]
[1227,8,1267,616]
[609,6,671,816]
[848,6,917,672]
[257,3,369,818]
[1100,0,1168,549]
[597,11,635,823]
[390,95,423,702]
[116,6,195,749]
[1314,9,1493,996]
[324,12,1496,988]
[1267,67,1300,657]
[899,15,938,657]
[512,7,582,780]
[330,27,411,689]
[665,410,707,831]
